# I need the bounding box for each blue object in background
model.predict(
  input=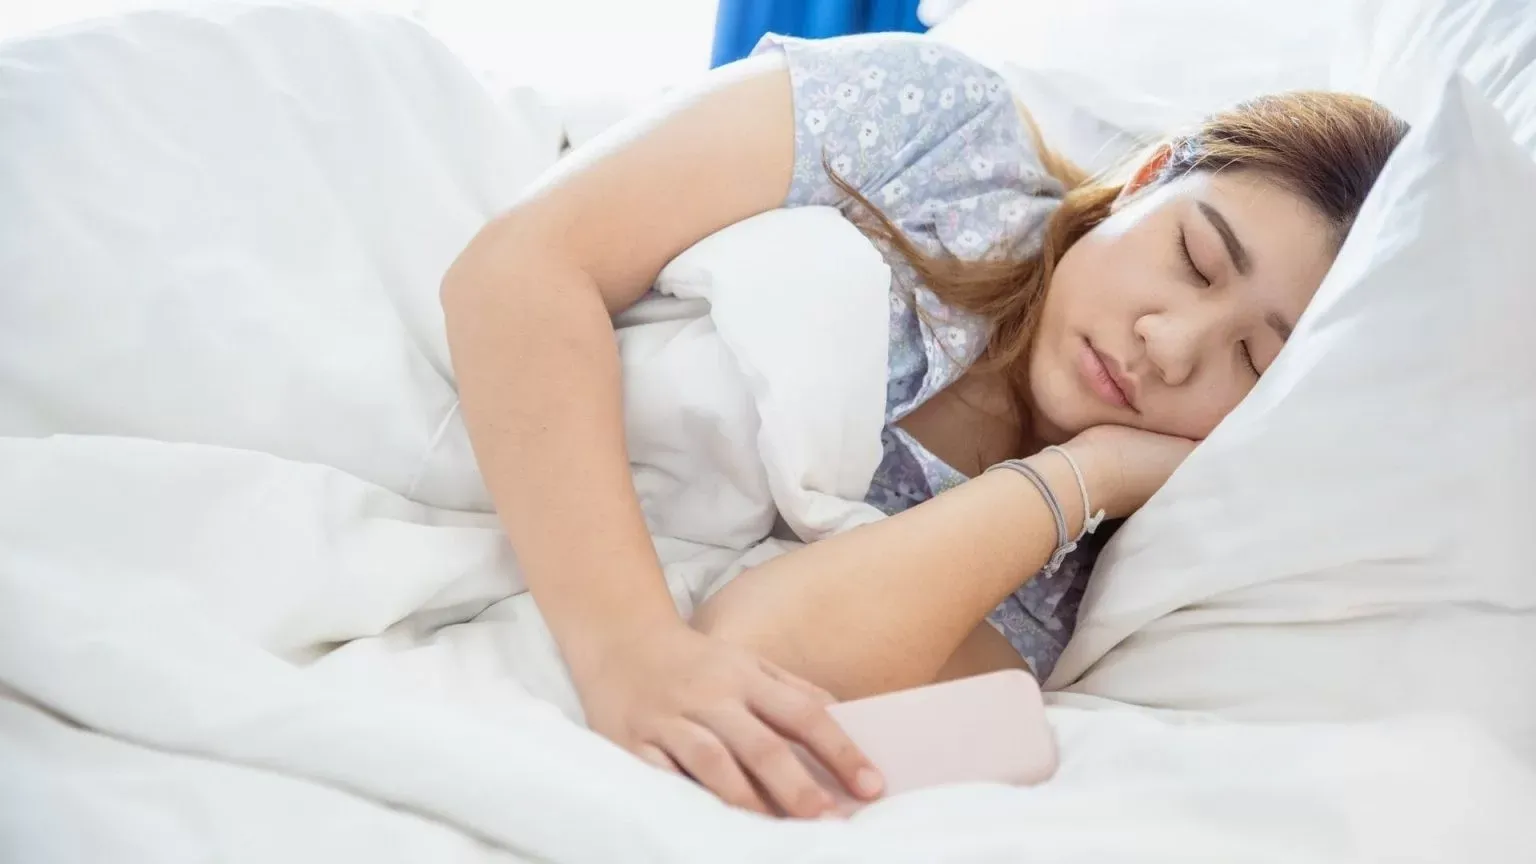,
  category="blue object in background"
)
[711,0,926,68]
